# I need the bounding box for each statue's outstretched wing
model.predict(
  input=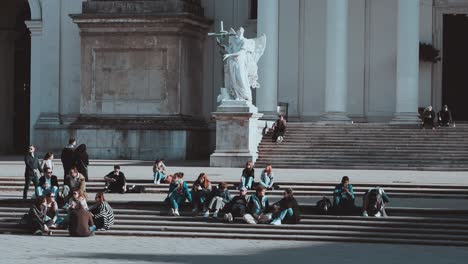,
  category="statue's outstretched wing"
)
[253,34,266,63]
